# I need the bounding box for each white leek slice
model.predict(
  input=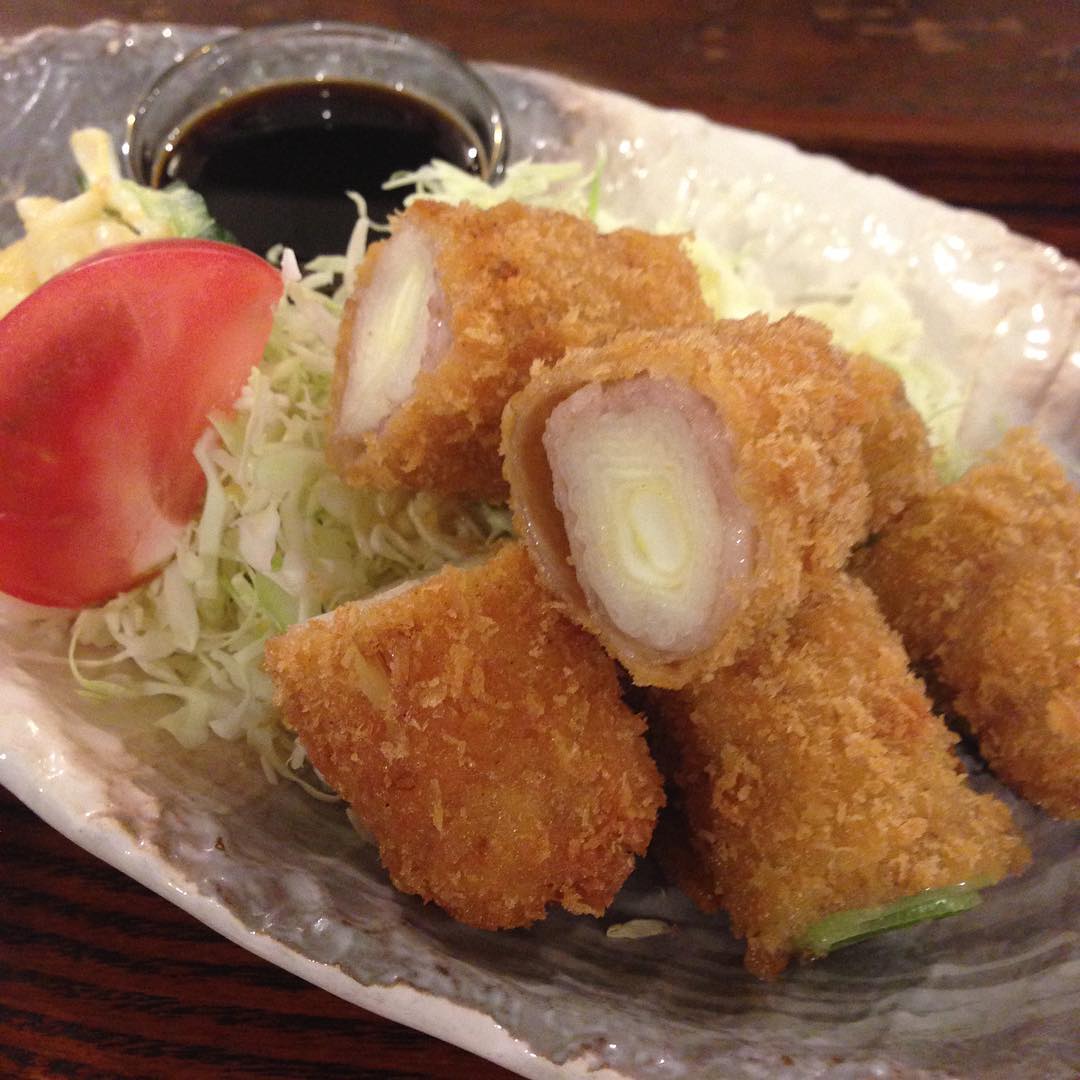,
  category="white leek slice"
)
[339,226,440,435]
[544,379,752,657]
